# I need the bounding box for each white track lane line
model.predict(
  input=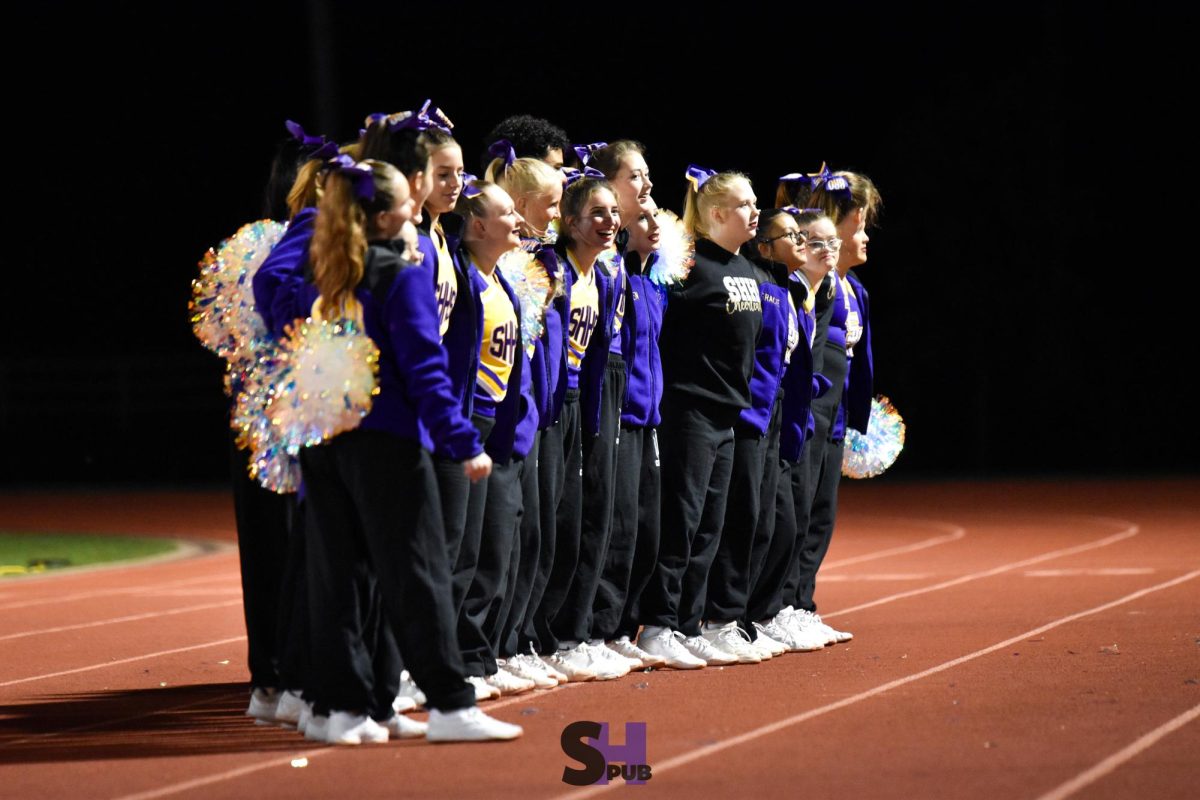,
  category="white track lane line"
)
[0,571,238,612]
[0,637,246,688]
[823,522,1139,620]
[548,568,1200,800]
[821,520,966,570]
[108,683,583,800]
[1033,701,1200,800]
[0,600,243,642]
